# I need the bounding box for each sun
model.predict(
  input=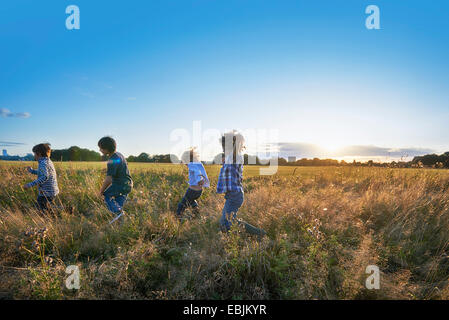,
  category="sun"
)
[316,140,347,154]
